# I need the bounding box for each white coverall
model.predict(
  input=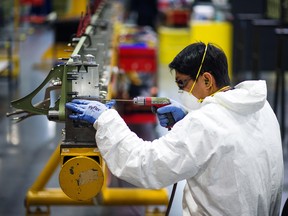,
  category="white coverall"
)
[94,80,284,216]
